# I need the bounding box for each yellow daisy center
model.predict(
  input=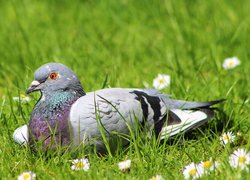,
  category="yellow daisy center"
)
[203,161,212,169]
[228,61,235,67]
[23,173,31,180]
[159,78,166,84]
[189,168,197,176]
[20,94,27,98]
[76,161,85,169]
[150,177,157,180]
[223,134,229,140]
[239,156,246,163]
